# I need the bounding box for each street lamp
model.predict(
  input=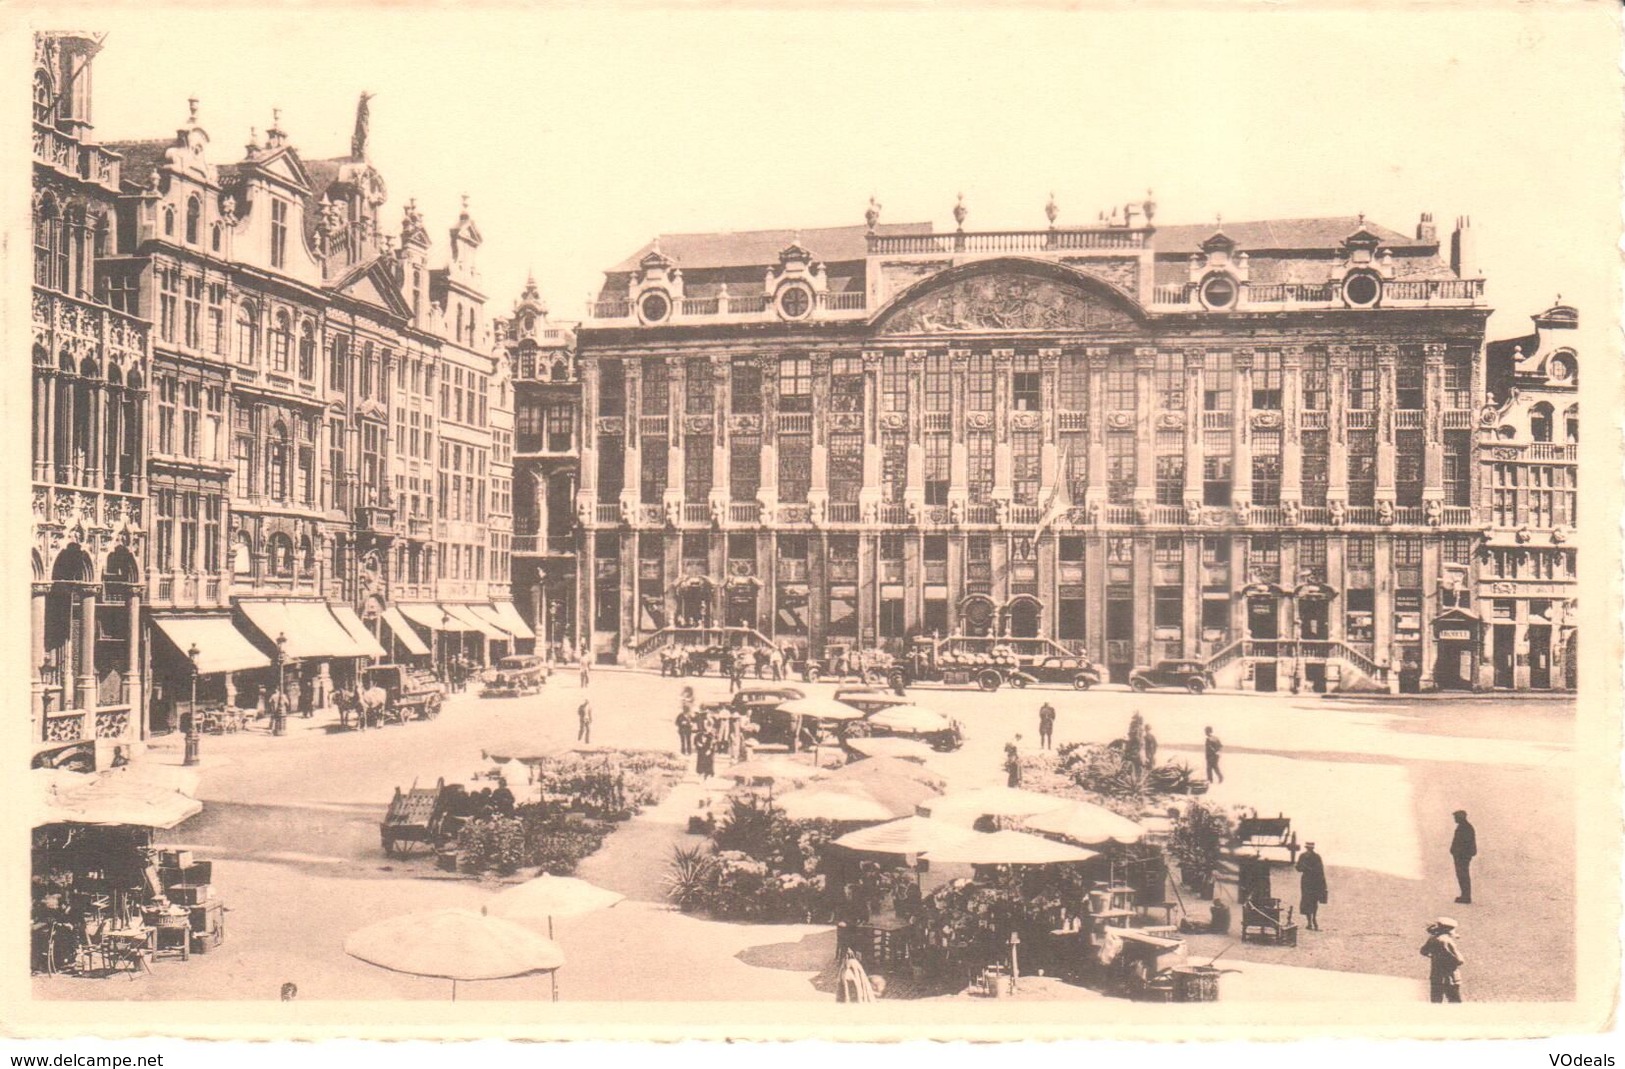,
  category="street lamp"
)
[272,632,288,737]
[440,610,451,688]
[183,643,201,767]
